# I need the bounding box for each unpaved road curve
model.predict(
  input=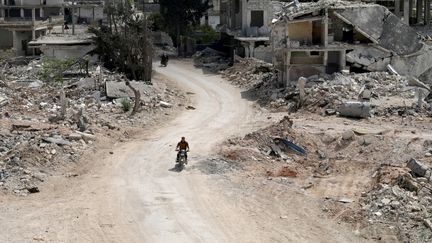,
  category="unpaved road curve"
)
[0,61,366,243]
